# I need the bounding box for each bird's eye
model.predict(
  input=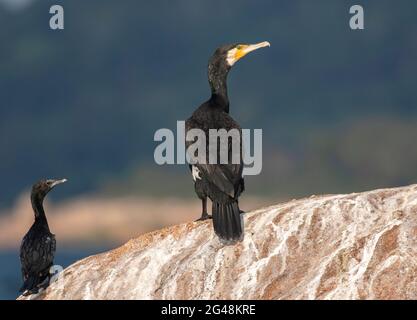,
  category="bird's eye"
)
[236,45,243,50]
